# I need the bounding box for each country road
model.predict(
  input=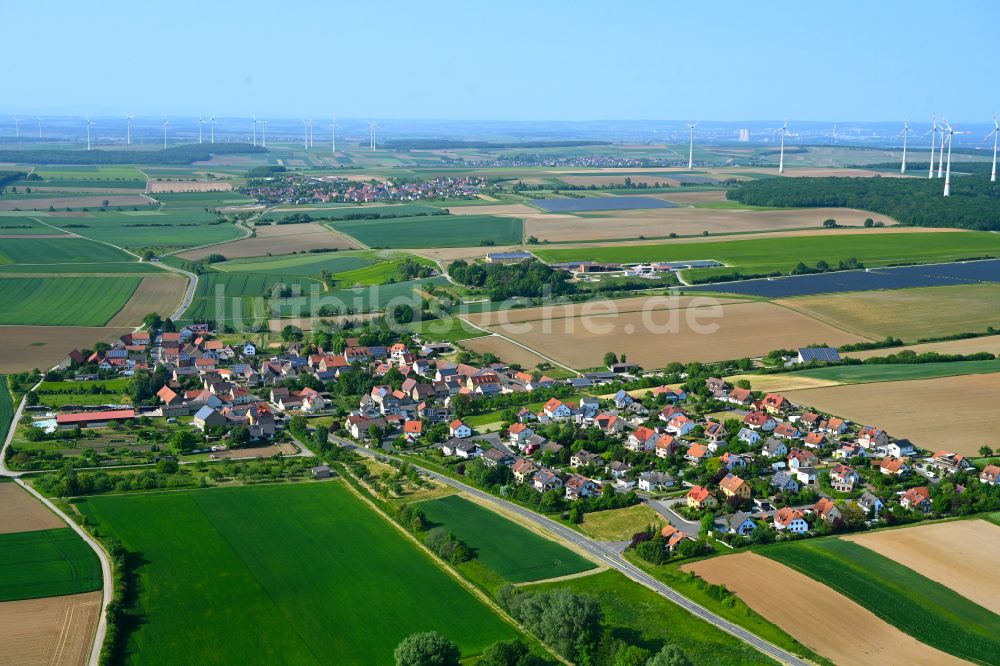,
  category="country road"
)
[339,438,809,666]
